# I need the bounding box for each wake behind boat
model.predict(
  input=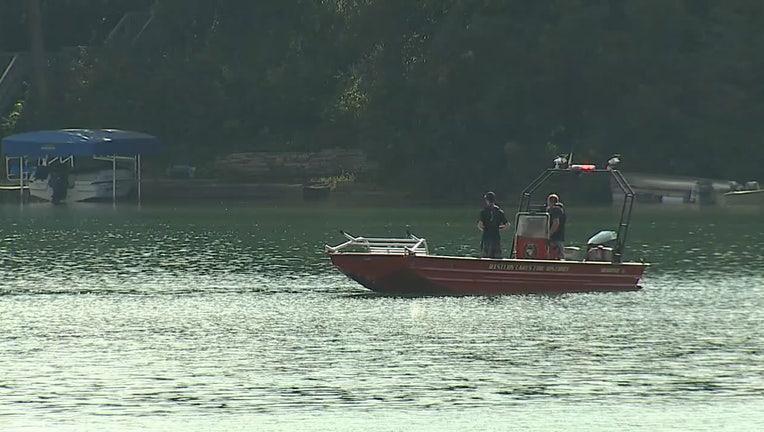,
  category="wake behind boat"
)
[325,158,649,296]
